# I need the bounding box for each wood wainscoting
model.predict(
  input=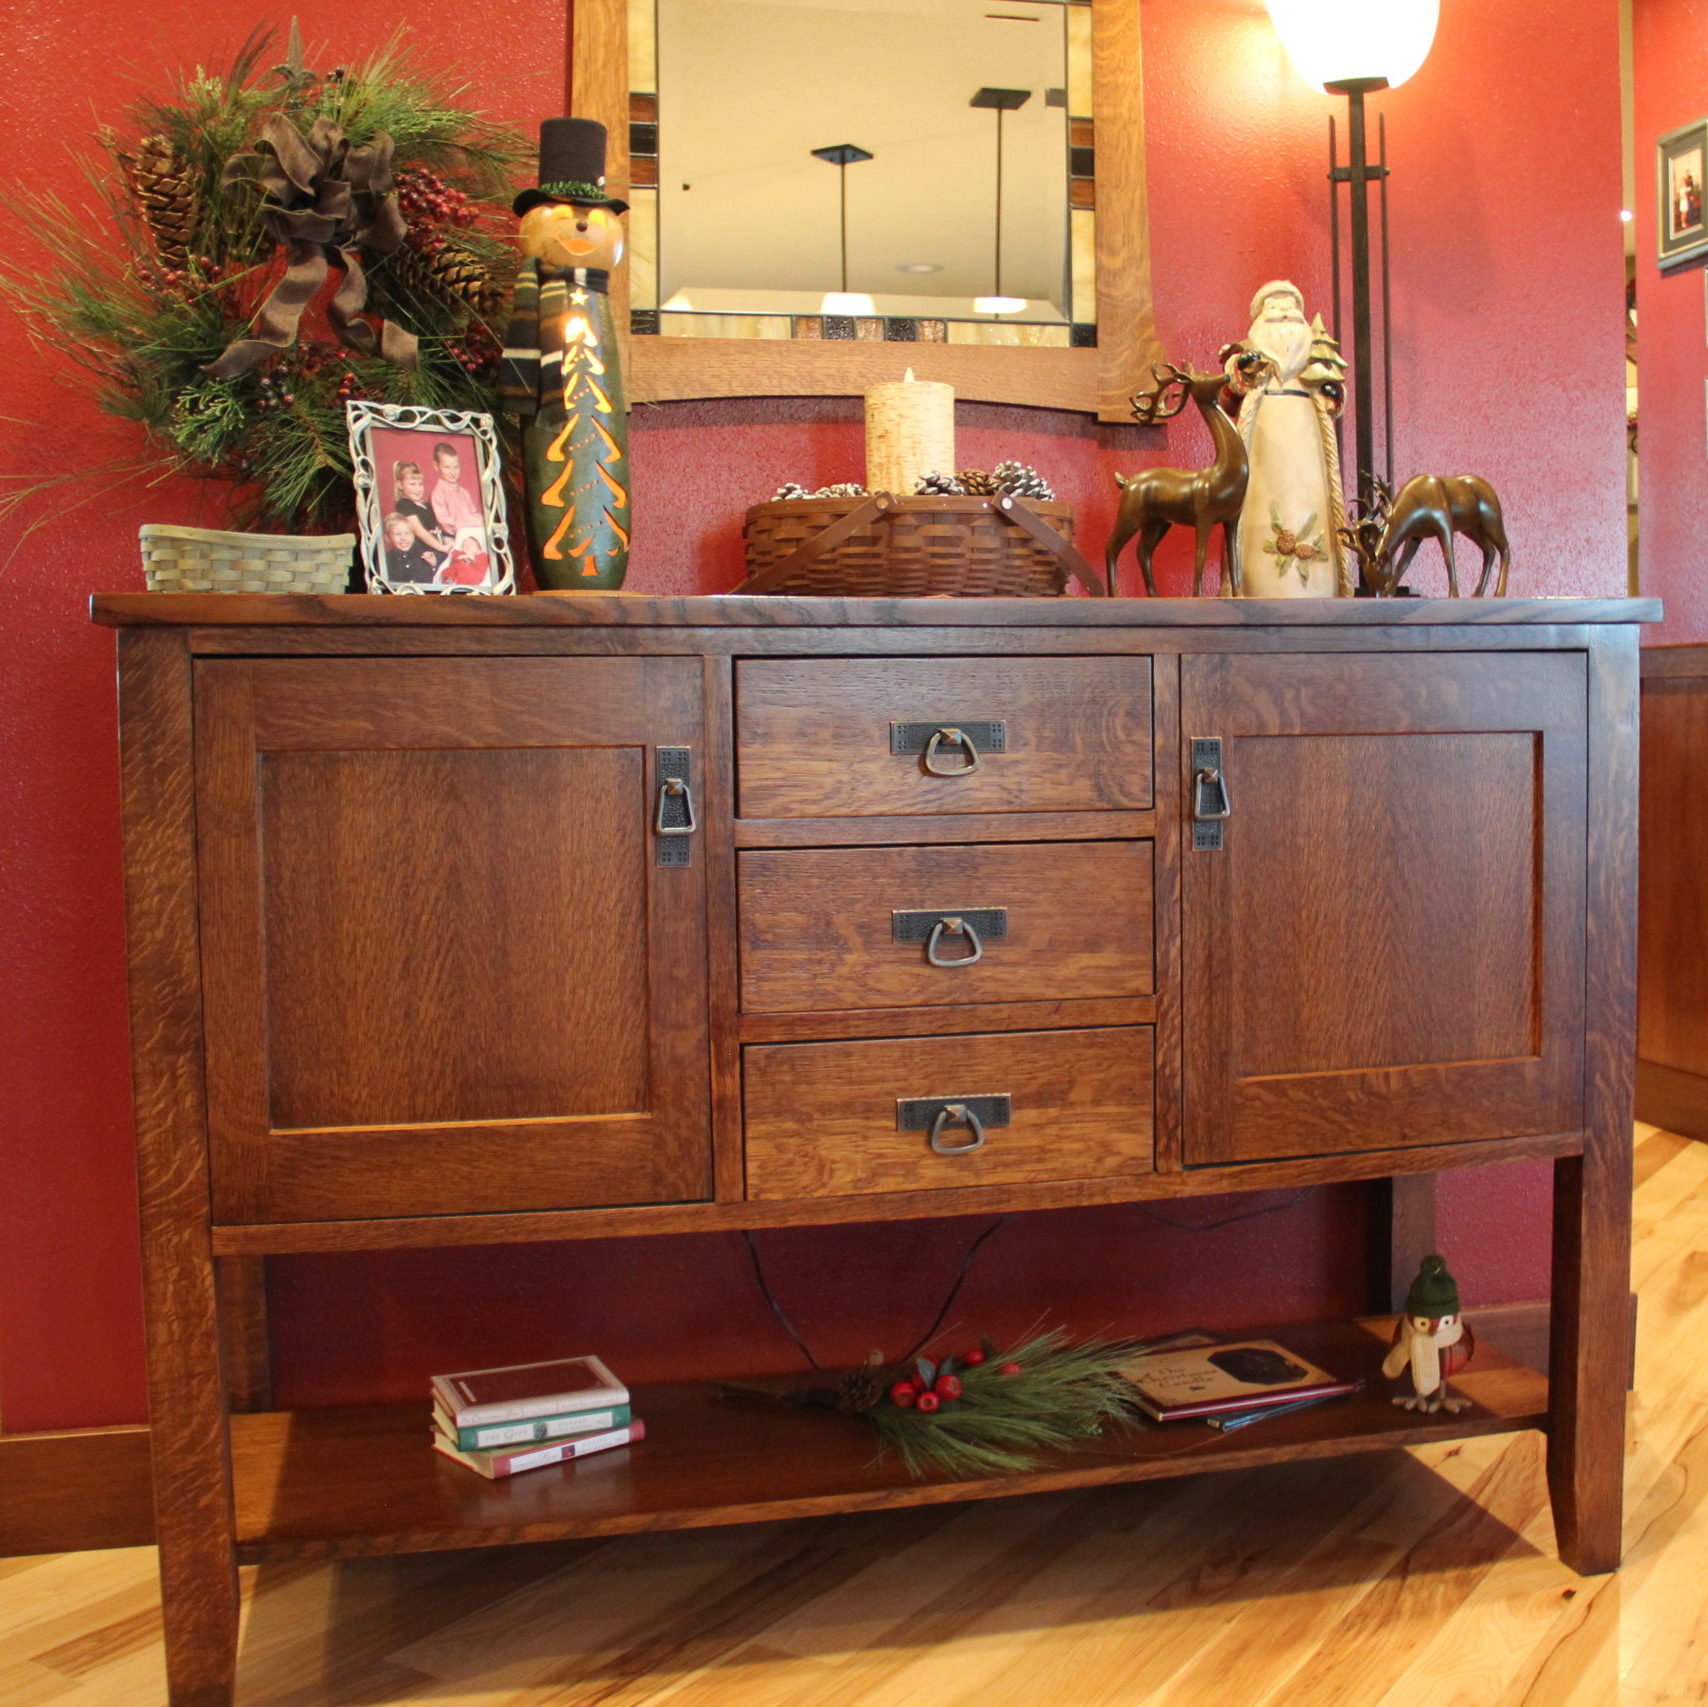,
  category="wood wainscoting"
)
[1638,645,1708,1140]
